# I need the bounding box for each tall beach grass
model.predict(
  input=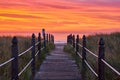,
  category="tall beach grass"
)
[64,32,120,80]
[0,36,55,80]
